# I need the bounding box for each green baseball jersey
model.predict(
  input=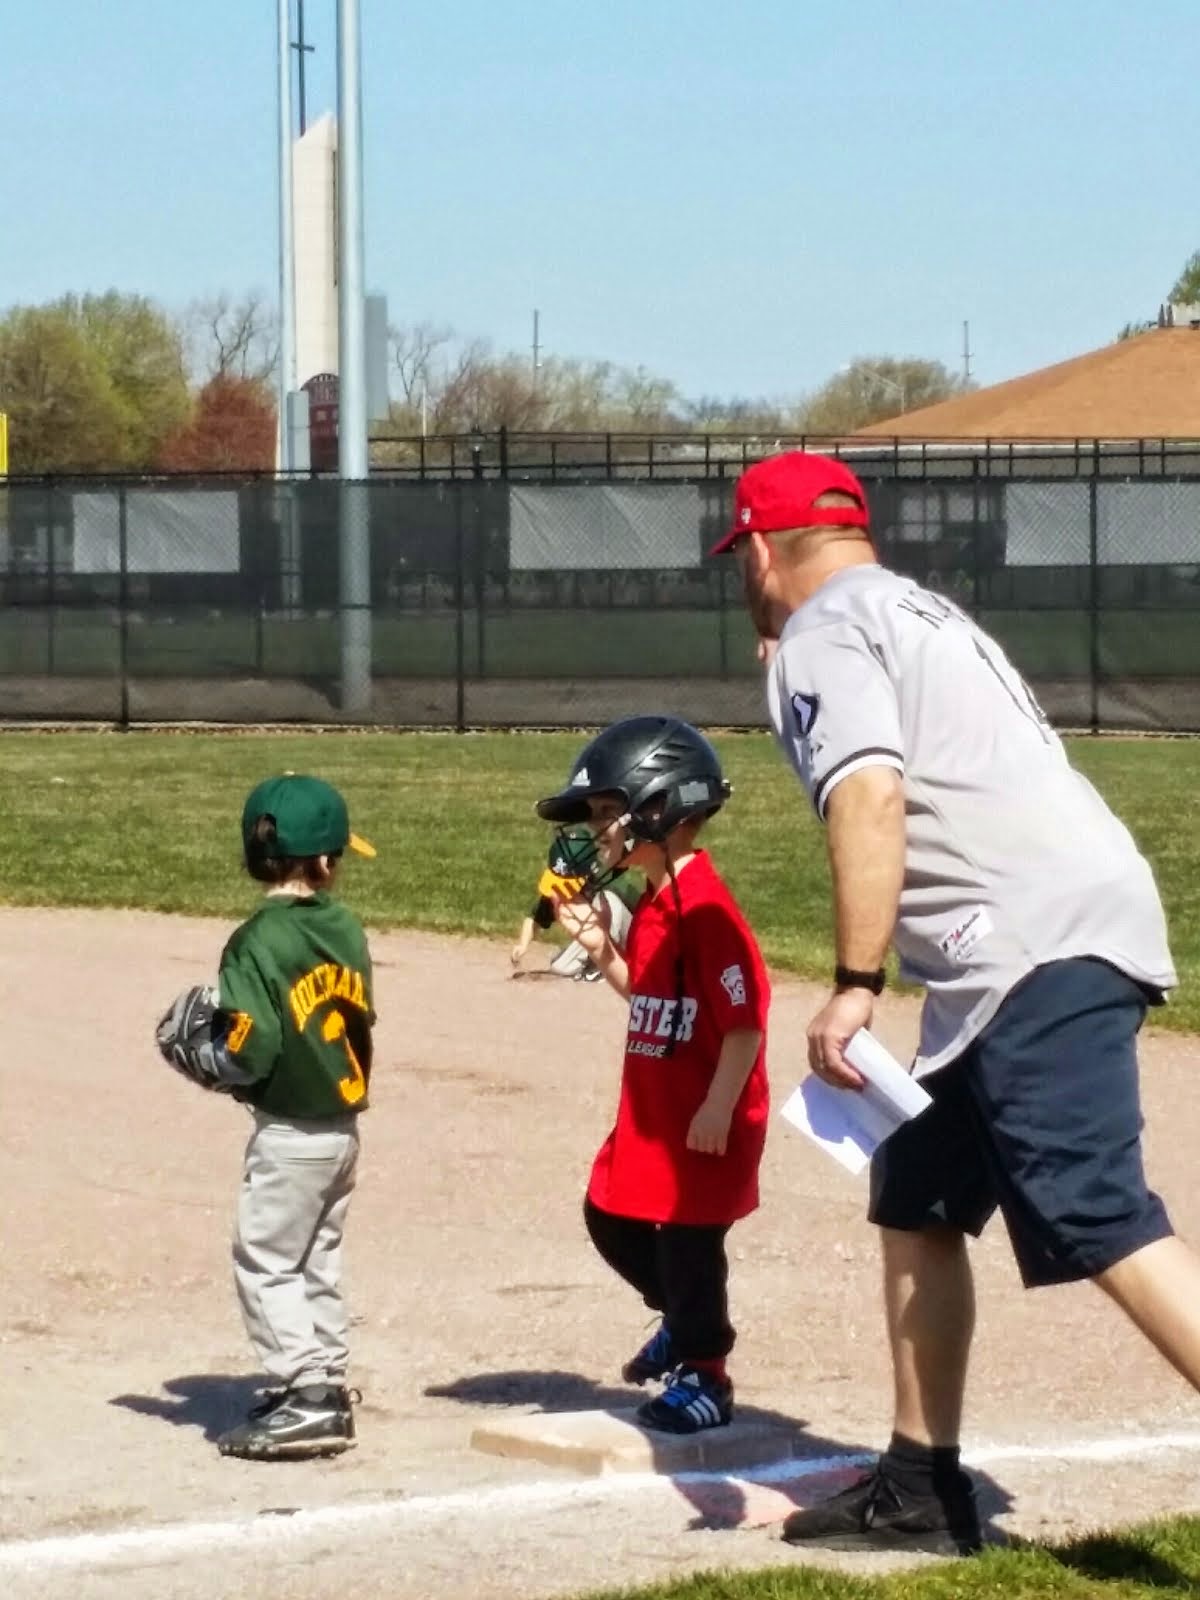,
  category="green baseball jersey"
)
[218,891,375,1118]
